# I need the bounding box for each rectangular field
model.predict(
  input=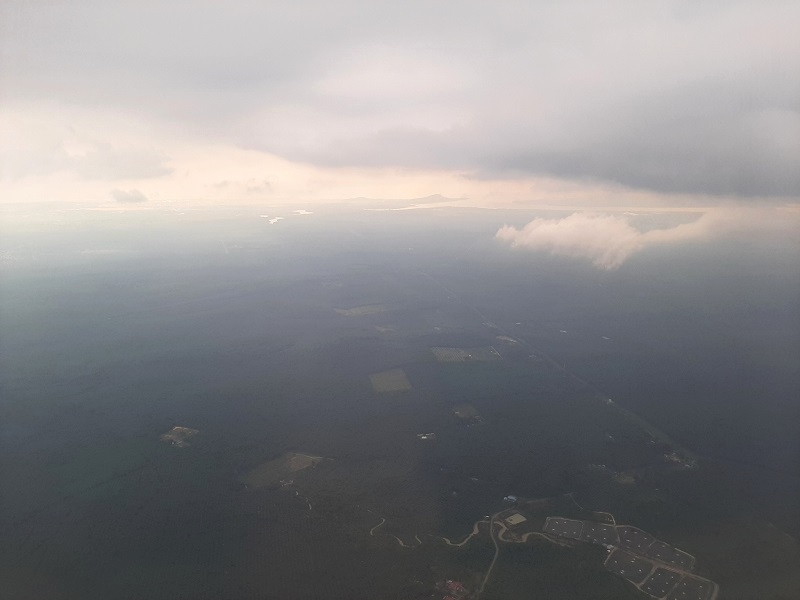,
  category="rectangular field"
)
[241,452,324,488]
[453,404,481,420]
[370,368,412,393]
[431,346,501,362]
[335,304,387,316]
